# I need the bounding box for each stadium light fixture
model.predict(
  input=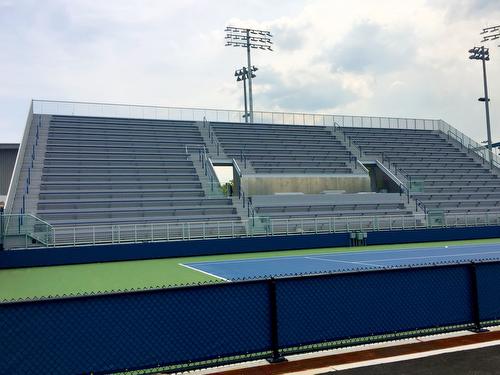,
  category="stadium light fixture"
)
[225,26,273,123]
[481,25,500,46]
[469,46,493,168]
[234,66,258,123]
